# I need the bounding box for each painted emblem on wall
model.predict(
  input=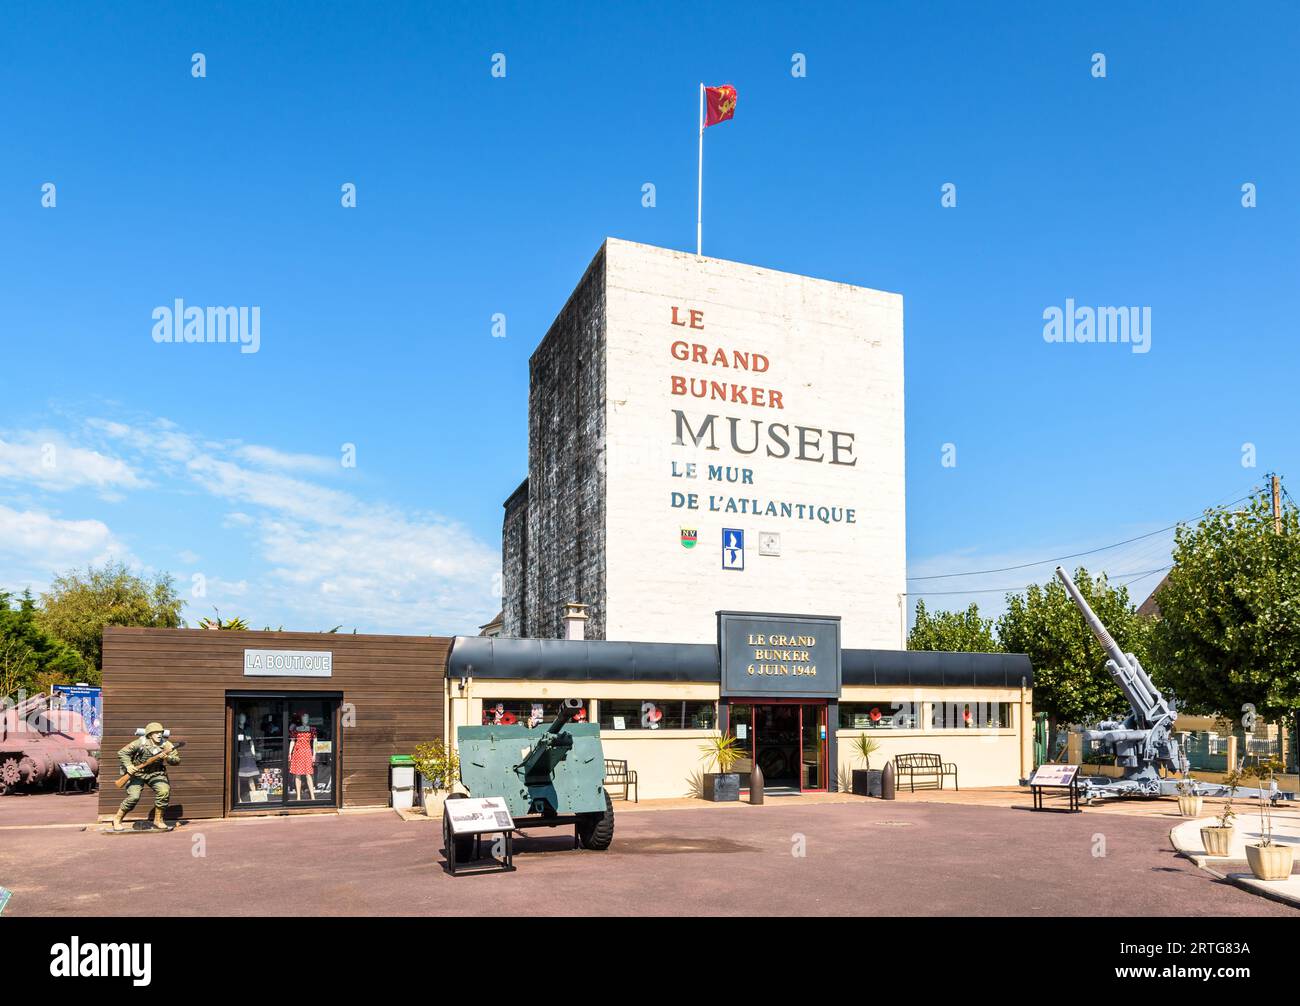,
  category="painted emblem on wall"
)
[722,528,745,570]
[680,528,698,549]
